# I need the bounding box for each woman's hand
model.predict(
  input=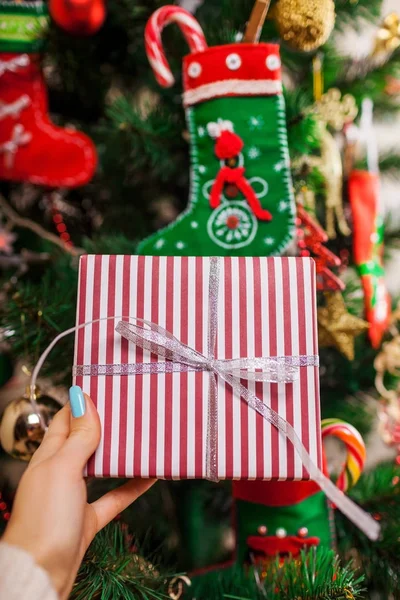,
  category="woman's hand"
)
[2,386,155,599]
